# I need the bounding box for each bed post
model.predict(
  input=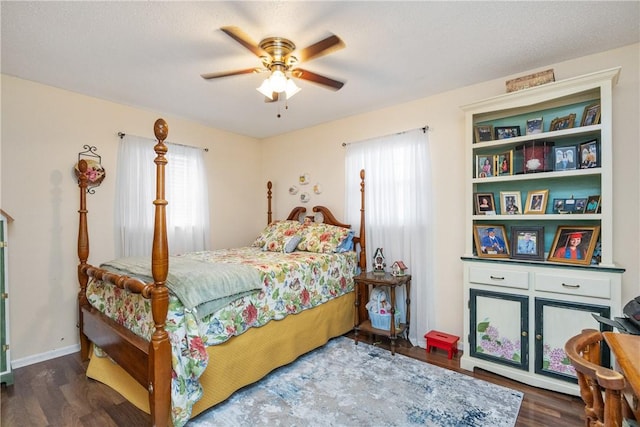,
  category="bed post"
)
[77,160,91,361]
[358,169,366,271]
[149,119,171,427]
[267,181,273,224]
